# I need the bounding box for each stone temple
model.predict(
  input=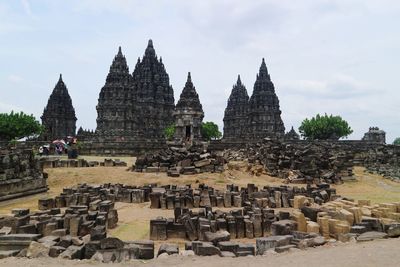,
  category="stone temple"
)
[41,74,77,141]
[95,40,175,142]
[173,72,204,144]
[223,59,285,141]
[362,127,386,144]
[223,75,249,141]
[247,58,285,139]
